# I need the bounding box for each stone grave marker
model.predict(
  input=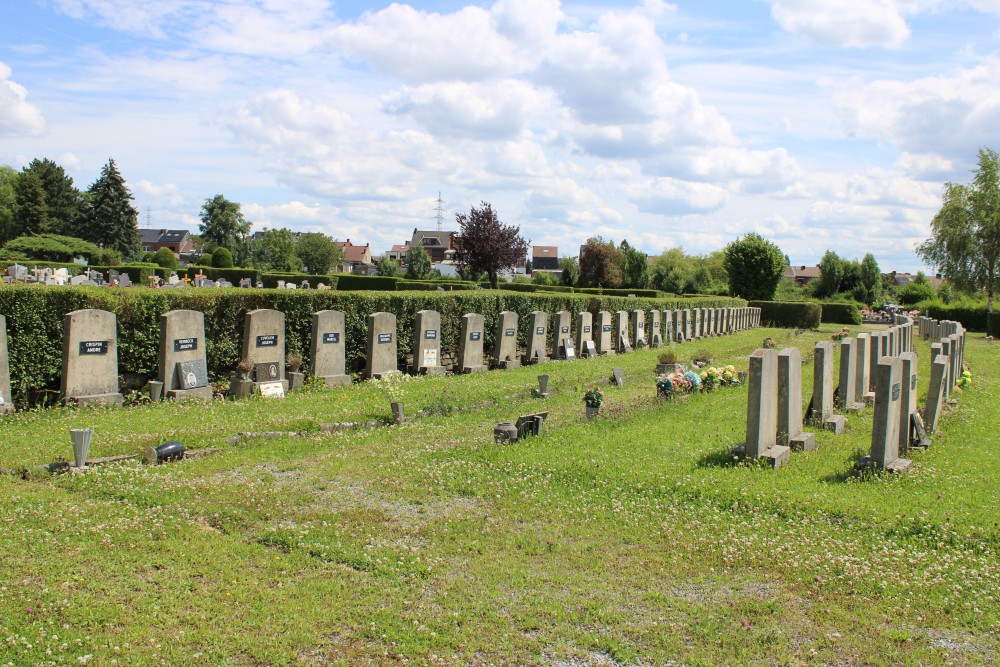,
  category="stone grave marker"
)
[310,310,350,387]
[493,311,520,369]
[778,347,815,451]
[70,274,86,286]
[241,309,287,394]
[365,312,397,379]
[631,309,646,348]
[857,357,912,473]
[649,310,662,347]
[948,332,962,396]
[595,311,614,355]
[735,348,790,467]
[562,337,576,360]
[811,341,845,433]
[0,315,13,415]
[456,313,487,374]
[240,278,252,288]
[897,351,918,454]
[412,309,445,375]
[939,337,952,402]
[575,312,593,358]
[61,309,123,407]
[923,352,948,435]
[158,309,212,402]
[532,374,549,398]
[869,332,885,392]
[679,310,689,342]
[855,333,873,405]
[117,273,131,287]
[611,367,625,387]
[838,337,862,410]
[554,310,573,358]
[526,311,549,364]
[615,311,631,353]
